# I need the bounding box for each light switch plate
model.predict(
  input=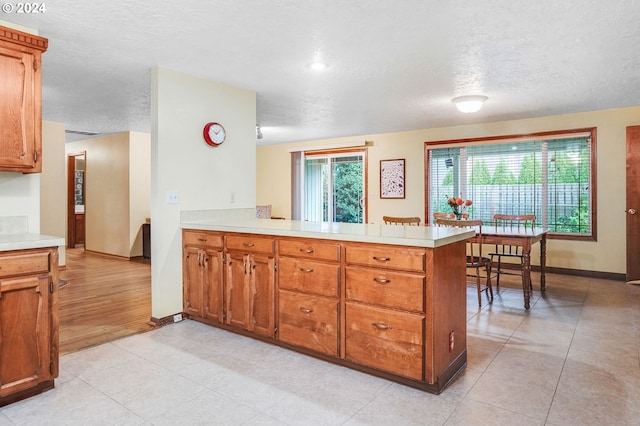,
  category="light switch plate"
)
[166,191,179,204]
